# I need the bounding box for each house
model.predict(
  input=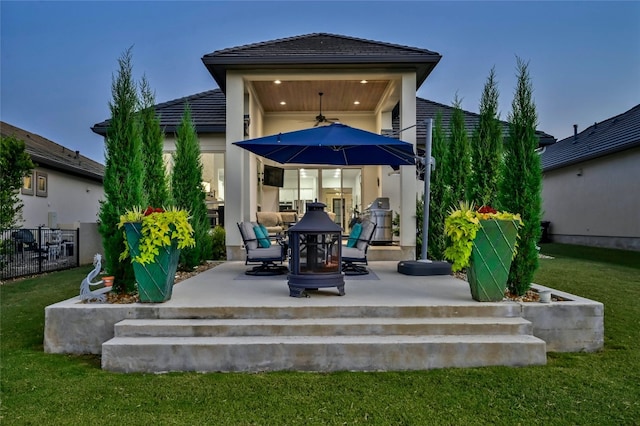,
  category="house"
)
[92,33,555,261]
[0,121,105,229]
[540,104,640,251]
